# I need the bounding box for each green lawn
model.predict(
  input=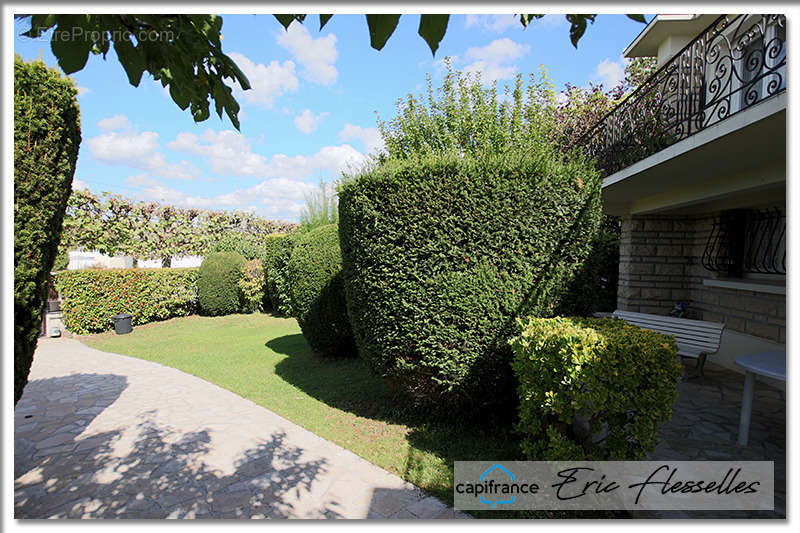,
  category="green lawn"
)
[83,313,522,508]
